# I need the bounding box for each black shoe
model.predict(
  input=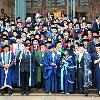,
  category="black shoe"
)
[21,91,25,95]
[26,91,29,95]
[1,93,4,96]
[98,93,100,96]
[84,92,88,96]
[1,91,4,96]
[79,90,84,94]
[9,92,12,96]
